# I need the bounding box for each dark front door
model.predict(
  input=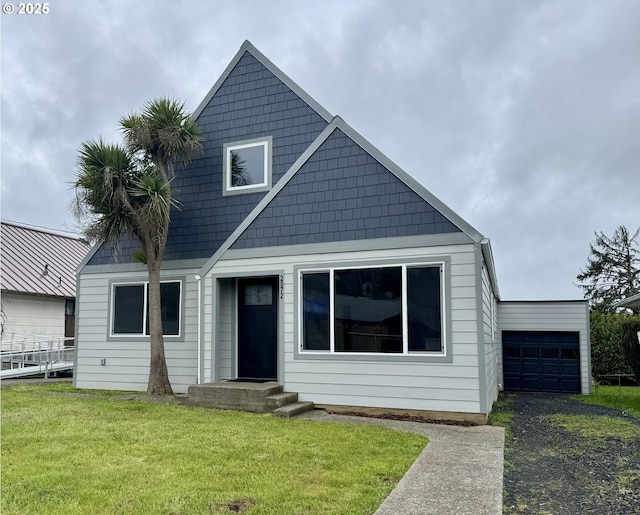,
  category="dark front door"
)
[237,277,278,380]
